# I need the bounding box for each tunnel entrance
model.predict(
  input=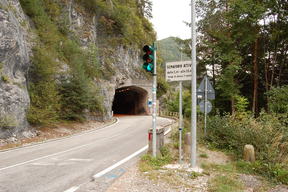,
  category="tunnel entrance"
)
[112,86,148,115]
